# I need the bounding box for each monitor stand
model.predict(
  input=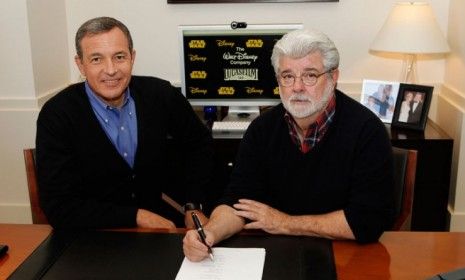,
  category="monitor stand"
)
[223,106,260,122]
